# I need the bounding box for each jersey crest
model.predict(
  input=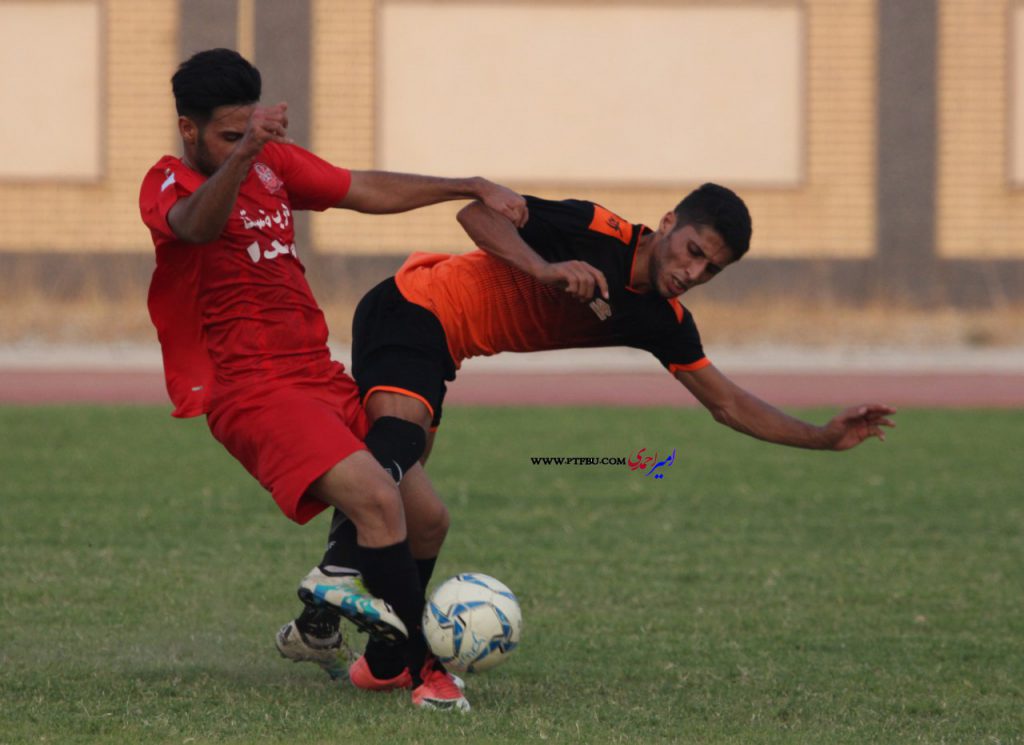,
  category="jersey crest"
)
[253,162,284,195]
[588,297,612,321]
